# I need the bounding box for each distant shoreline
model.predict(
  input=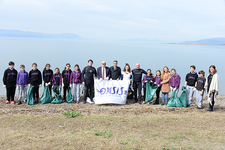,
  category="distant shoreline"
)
[165,43,225,46]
